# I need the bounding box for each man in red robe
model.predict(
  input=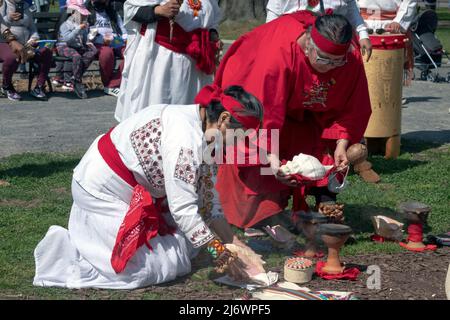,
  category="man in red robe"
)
[208,11,372,229]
